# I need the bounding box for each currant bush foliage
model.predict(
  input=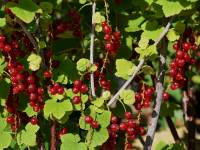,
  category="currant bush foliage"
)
[0,0,199,150]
